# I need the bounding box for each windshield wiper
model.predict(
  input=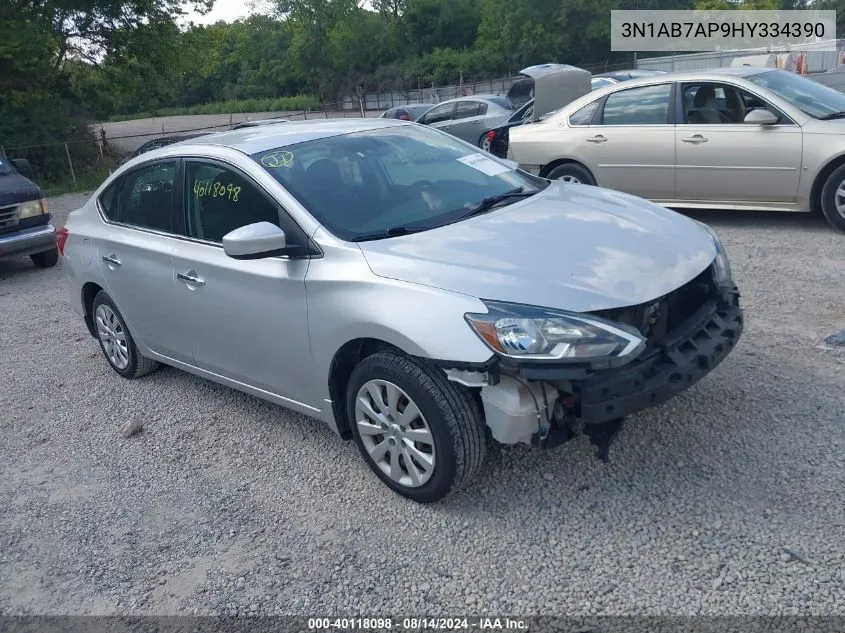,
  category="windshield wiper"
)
[458,187,537,220]
[819,111,845,120]
[350,225,431,242]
